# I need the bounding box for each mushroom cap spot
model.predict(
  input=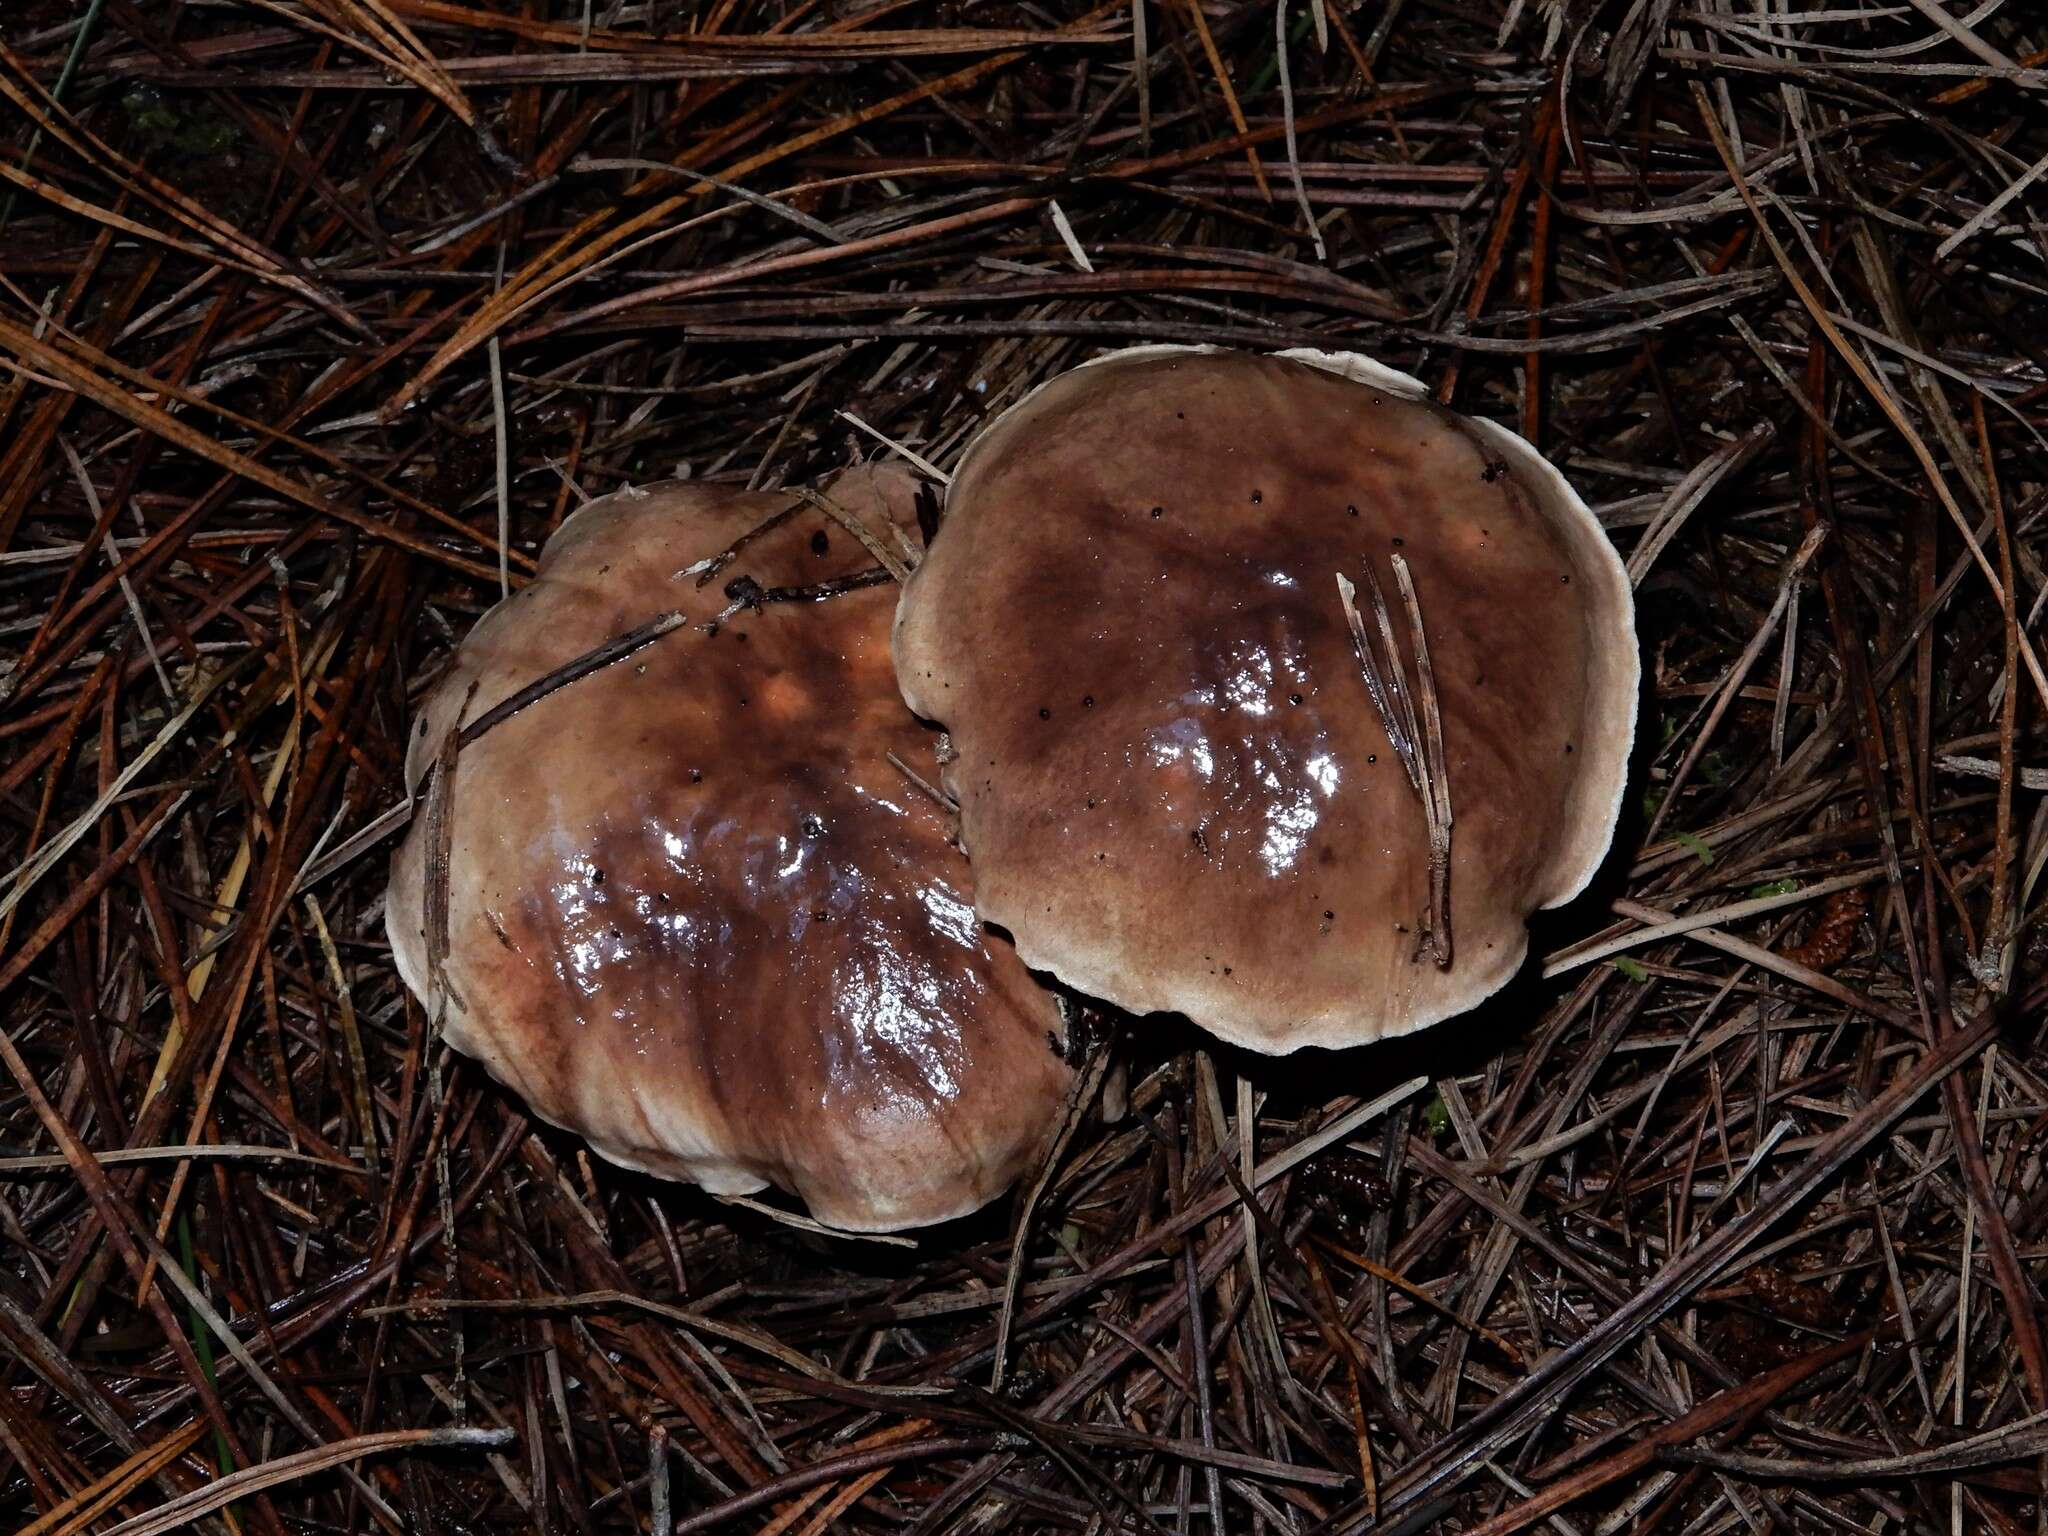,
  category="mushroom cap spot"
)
[387,463,1074,1231]
[893,348,1639,1054]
